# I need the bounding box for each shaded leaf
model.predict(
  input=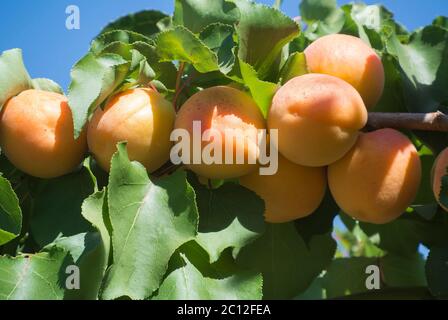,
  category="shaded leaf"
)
[29,168,95,247]
[45,232,104,300]
[188,173,265,263]
[295,190,339,245]
[0,176,22,247]
[199,23,236,74]
[387,26,448,113]
[237,223,336,299]
[323,253,426,299]
[426,246,448,298]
